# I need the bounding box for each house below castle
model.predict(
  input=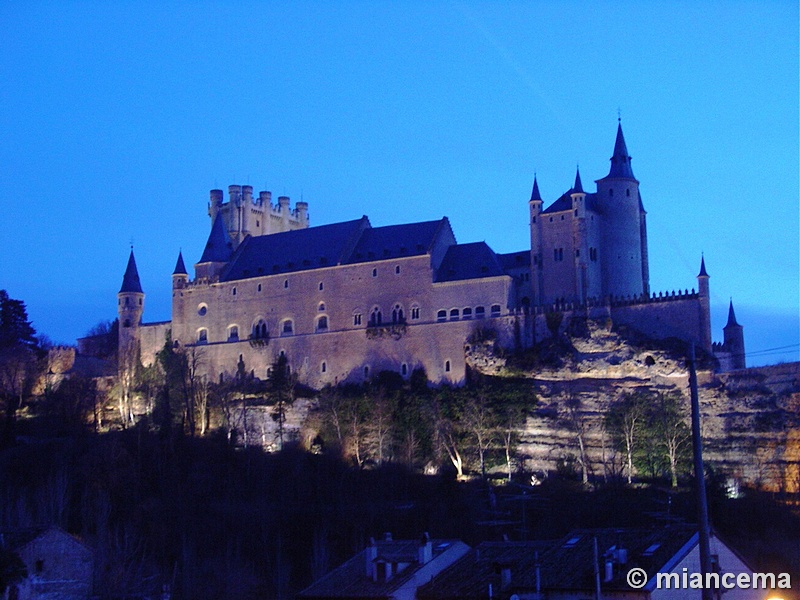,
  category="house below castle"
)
[116,123,745,388]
